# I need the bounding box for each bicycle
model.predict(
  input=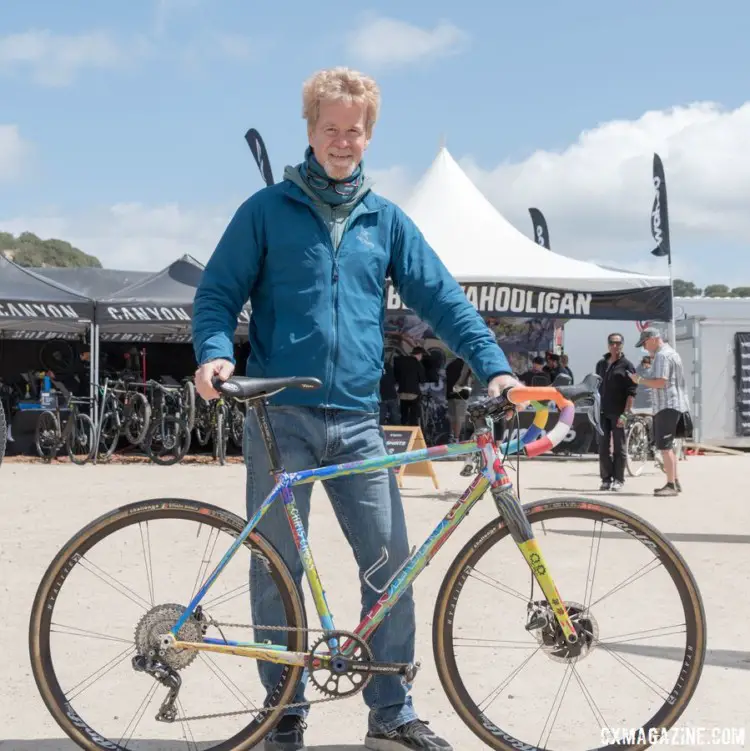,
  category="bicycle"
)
[625,411,684,478]
[34,394,96,465]
[29,373,706,750]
